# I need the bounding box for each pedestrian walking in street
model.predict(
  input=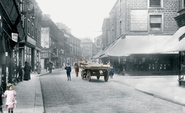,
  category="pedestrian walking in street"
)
[73,59,79,77]
[0,86,3,113]
[2,83,17,113]
[24,61,31,81]
[65,63,72,81]
[48,62,53,73]
[18,64,23,82]
[45,61,49,72]
[36,62,41,74]
[108,64,114,79]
